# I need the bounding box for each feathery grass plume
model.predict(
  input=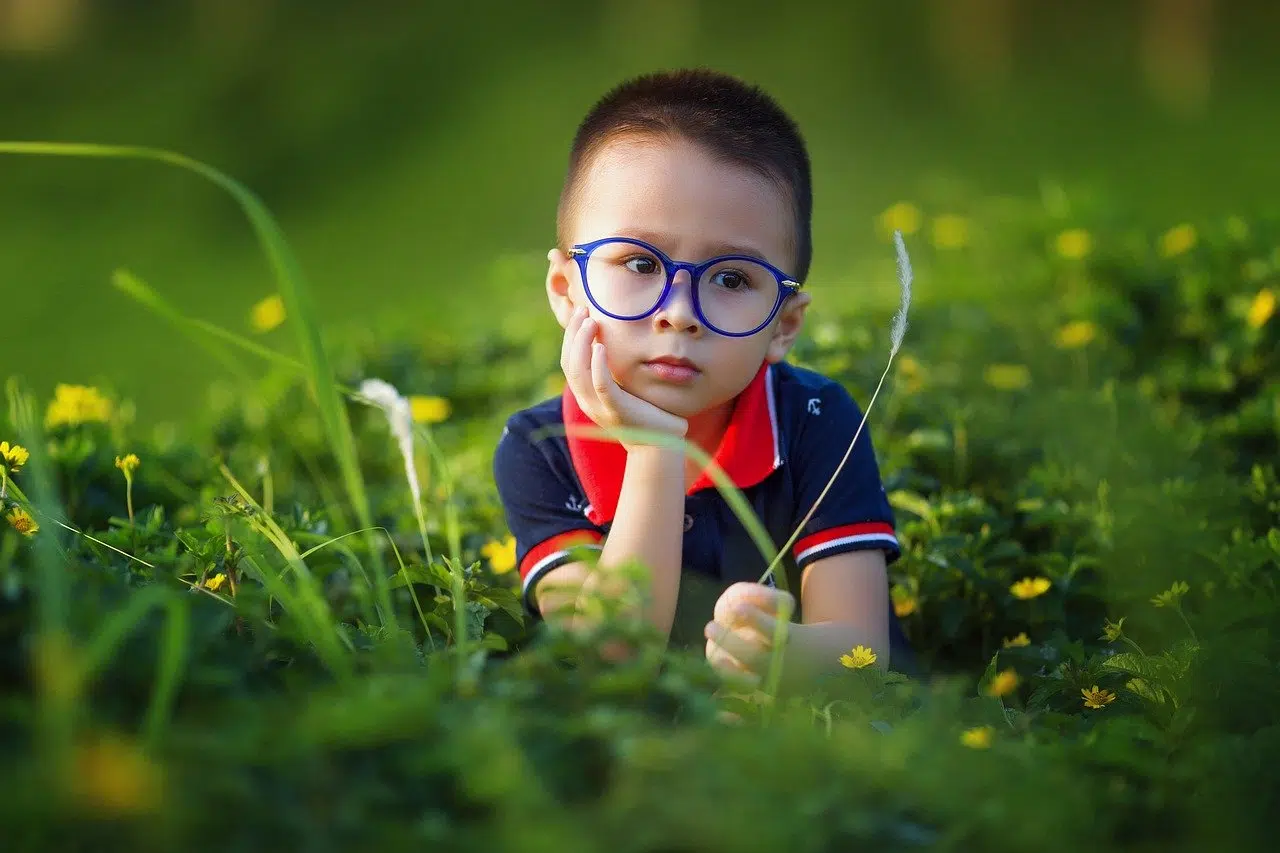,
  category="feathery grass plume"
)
[752,230,914,701]
[890,230,912,354]
[357,380,421,513]
[357,379,469,664]
[760,230,914,587]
